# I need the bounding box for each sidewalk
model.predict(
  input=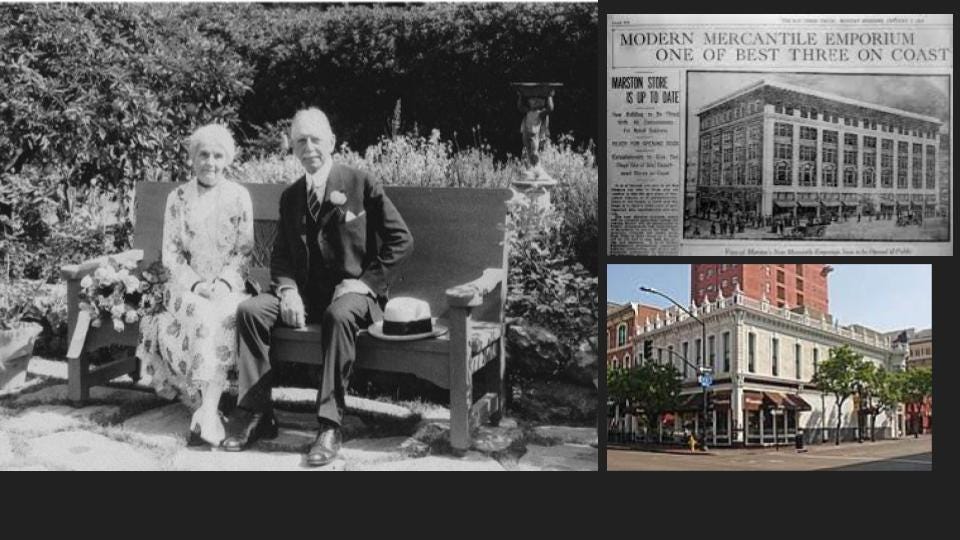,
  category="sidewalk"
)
[608,434,931,458]
[0,358,598,471]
